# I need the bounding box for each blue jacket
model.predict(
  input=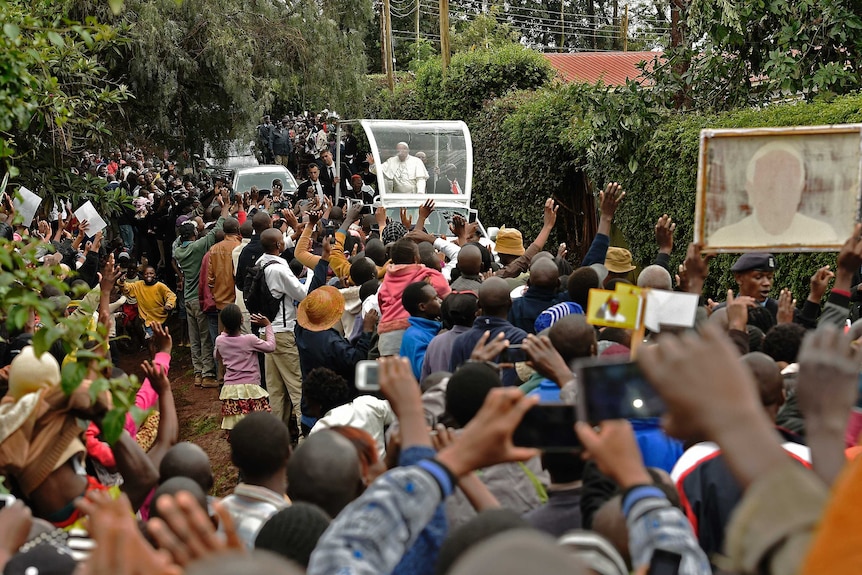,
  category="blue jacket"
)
[449,316,527,386]
[399,317,442,380]
[631,418,684,473]
[527,378,562,402]
[508,286,560,334]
